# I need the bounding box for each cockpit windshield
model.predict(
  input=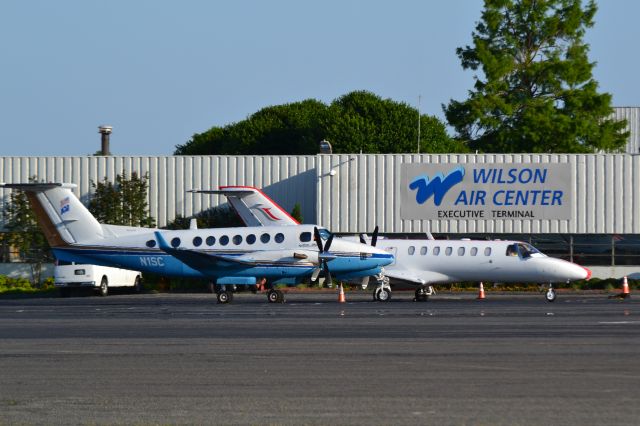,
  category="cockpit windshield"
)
[505,243,545,258]
[517,243,543,258]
